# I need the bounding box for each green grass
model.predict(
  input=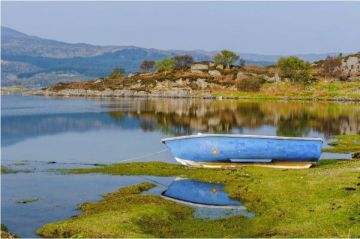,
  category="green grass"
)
[0,166,15,174]
[38,160,360,238]
[323,134,360,154]
[12,162,27,166]
[17,198,39,204]
[214,81,360,101]
[0,165,33,174]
